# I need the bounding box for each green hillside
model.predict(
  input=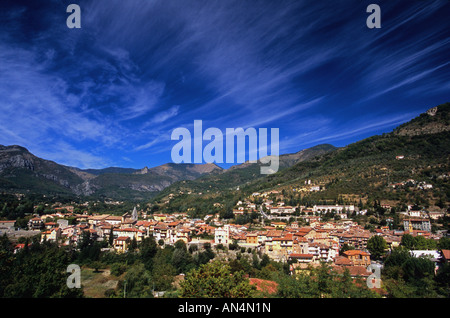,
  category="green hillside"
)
[245,102,450,207]
[153,144,337,198]
[0,145,84,196]
[0,147,223,201]
[152,103,450,215]
[0,167,77,196]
